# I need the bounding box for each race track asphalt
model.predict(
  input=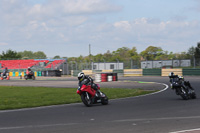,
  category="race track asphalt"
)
[0,76,199,133]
